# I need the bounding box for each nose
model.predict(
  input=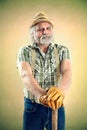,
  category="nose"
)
[42,28,47,35]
